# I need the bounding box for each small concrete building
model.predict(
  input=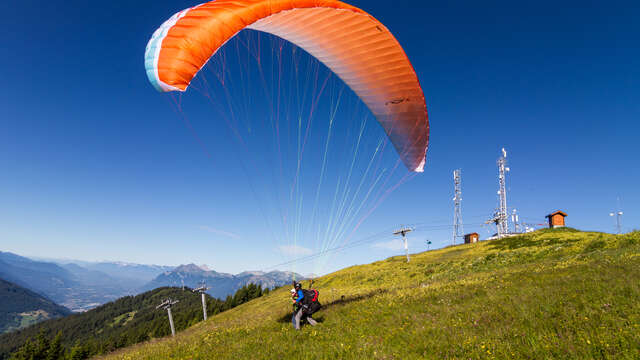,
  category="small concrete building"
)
[545,211,567,228]
[464,232,480,244]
